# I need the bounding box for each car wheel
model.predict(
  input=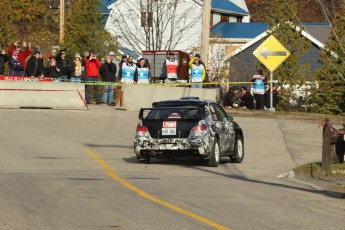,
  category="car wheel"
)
[207,139,220,167]
[230,135,244,163]
[136,155,145,163]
